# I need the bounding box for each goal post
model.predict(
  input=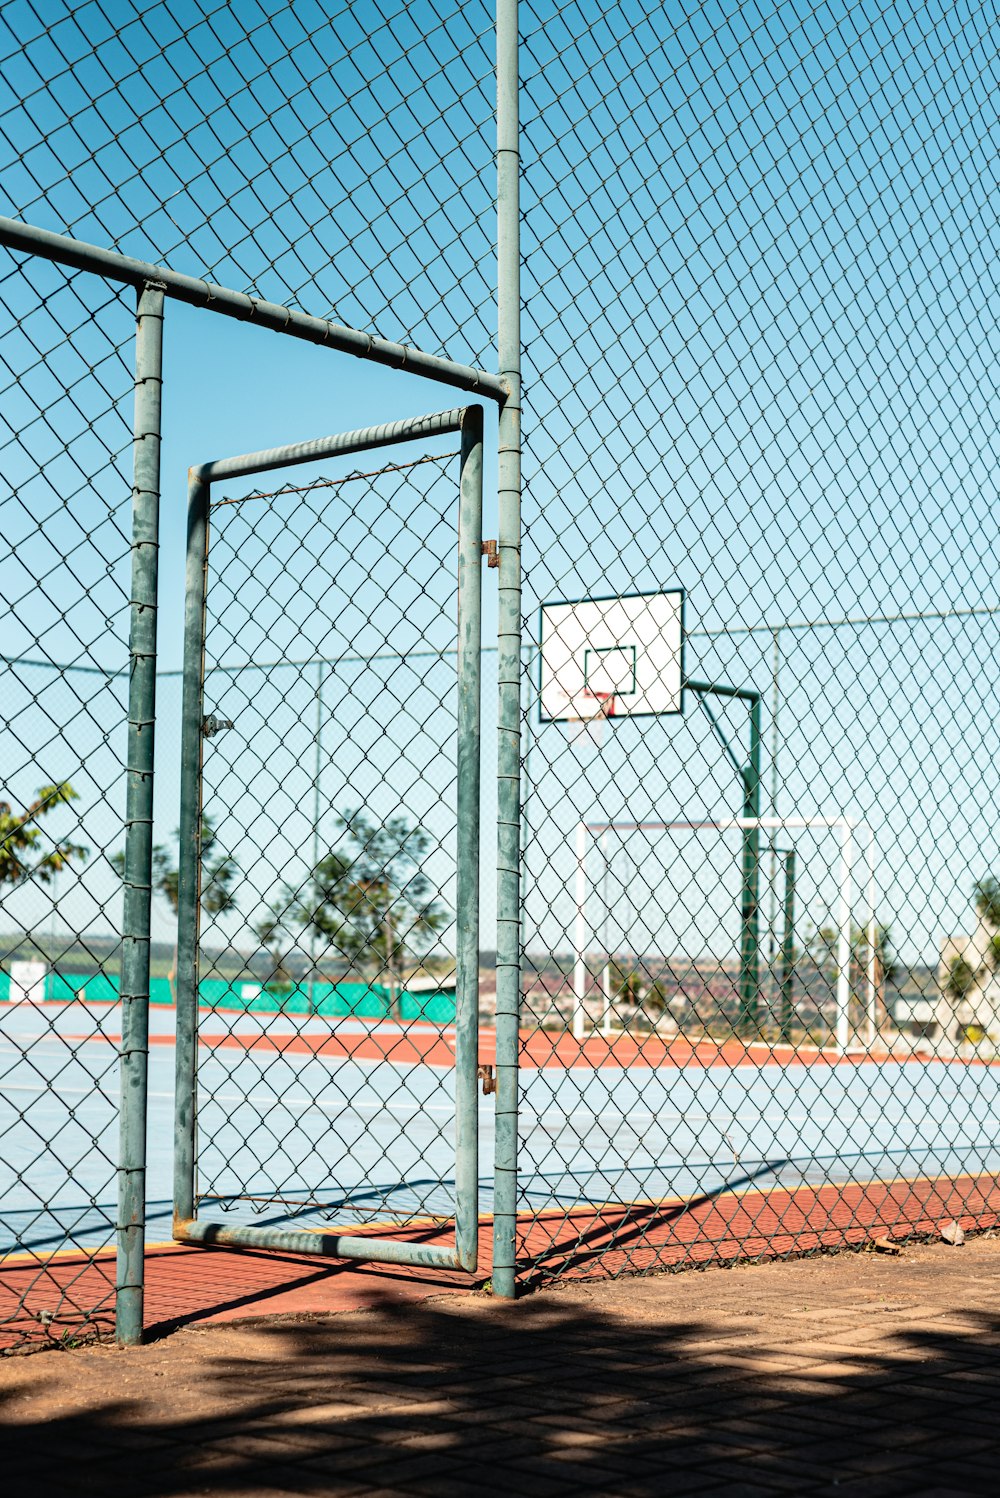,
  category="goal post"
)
[572,816,876,1053]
